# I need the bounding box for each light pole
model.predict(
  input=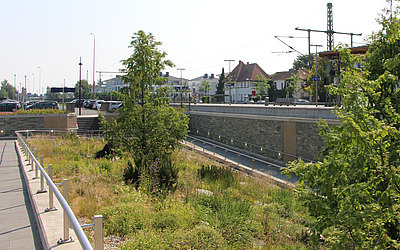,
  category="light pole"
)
[14,74,16,100]
[37,66,41,97]
[90,33,96,96]
[79,57,83,116]
[310,45,323,107]
[177,68,185,105]
[24,75,26,106]
[224,59,235,104]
